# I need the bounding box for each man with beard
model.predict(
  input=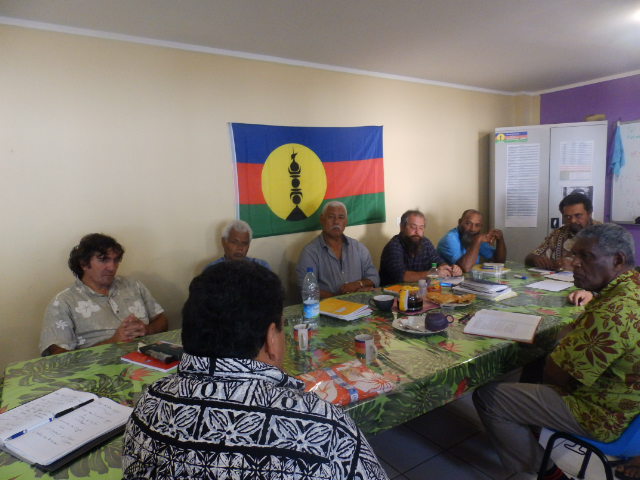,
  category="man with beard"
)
[473,223,640,479]
[379,210,461,285]
[437,209,506,273]
[525,192,596,271]
[296,201,379,299]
